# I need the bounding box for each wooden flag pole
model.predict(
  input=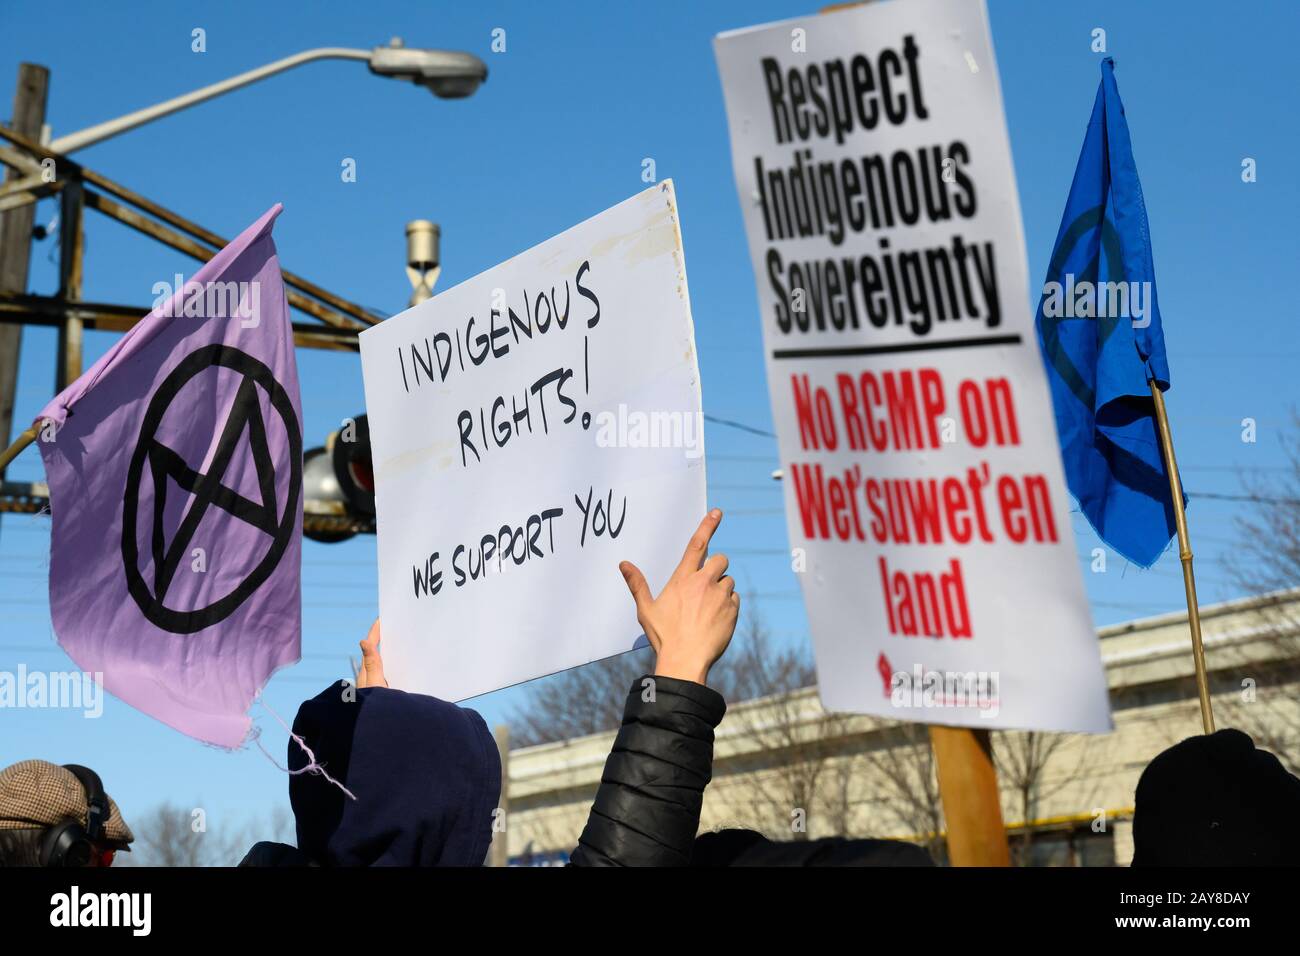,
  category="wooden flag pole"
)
[1149,381,1215,734]
[0,423,38,474]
